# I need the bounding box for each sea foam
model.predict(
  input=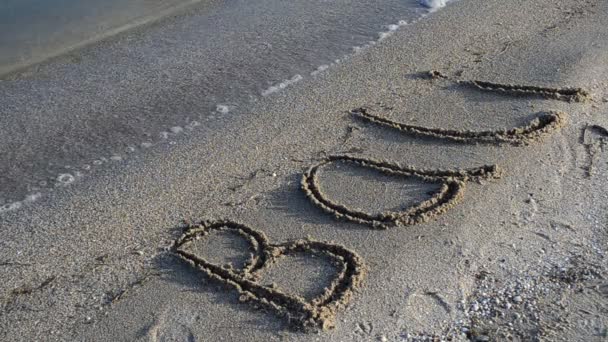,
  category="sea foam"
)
[262,74,303,96]
[420,0,451,11]
[2,0,457,217]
